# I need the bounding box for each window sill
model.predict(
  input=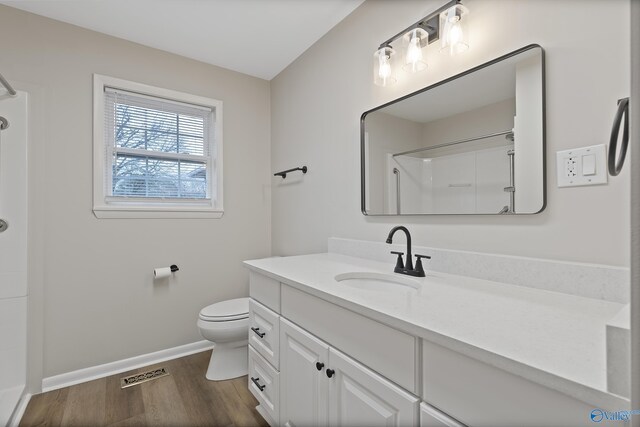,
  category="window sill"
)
[93,205,224,219]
